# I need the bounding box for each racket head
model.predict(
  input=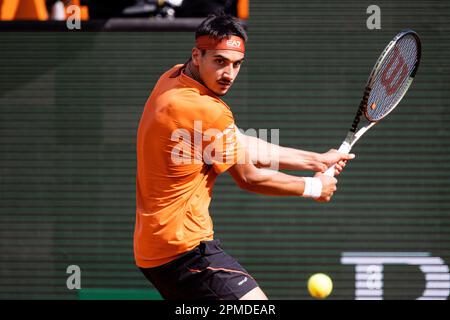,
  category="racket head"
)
[363,30,421,122]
